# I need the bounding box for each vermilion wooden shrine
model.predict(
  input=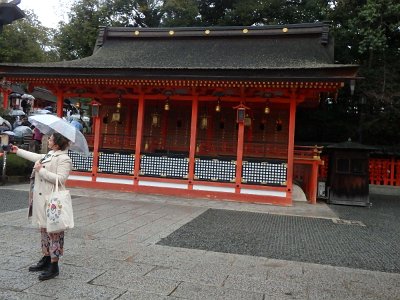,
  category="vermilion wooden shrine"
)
[0,22,358,206]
